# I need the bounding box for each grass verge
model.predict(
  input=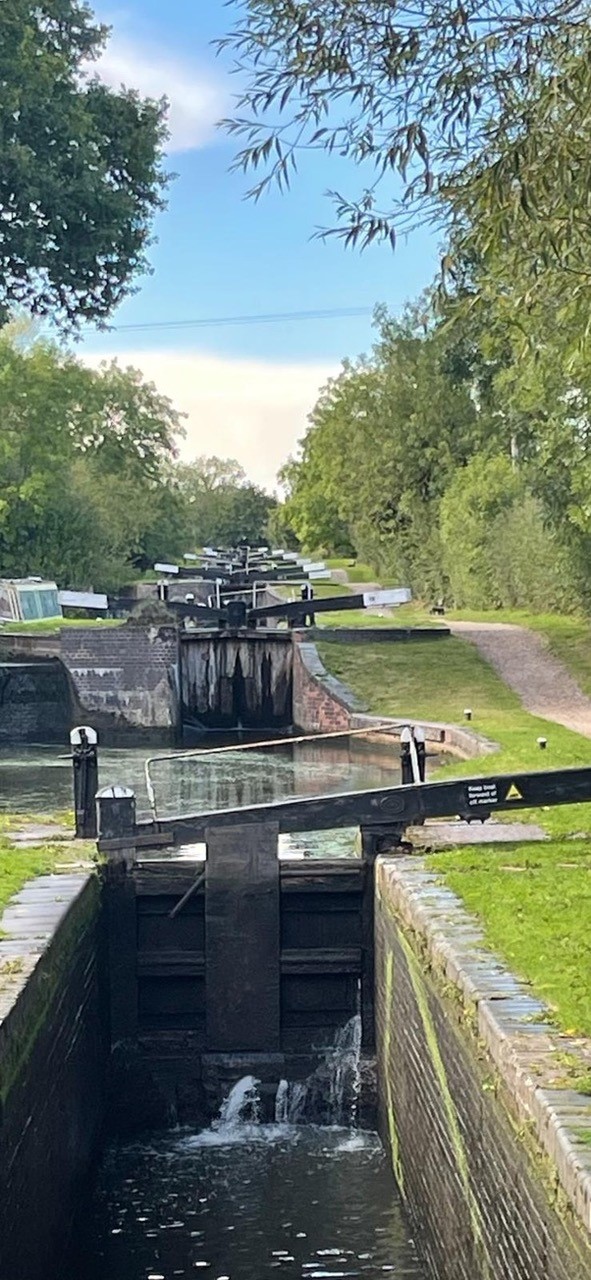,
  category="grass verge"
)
[317,634,591,837]
[0,617,124,633]
[0,837,93,933]
[318,630,591,1039]
[324,558,377,581]
[316,603,442,629]
[429,839,591,1041]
